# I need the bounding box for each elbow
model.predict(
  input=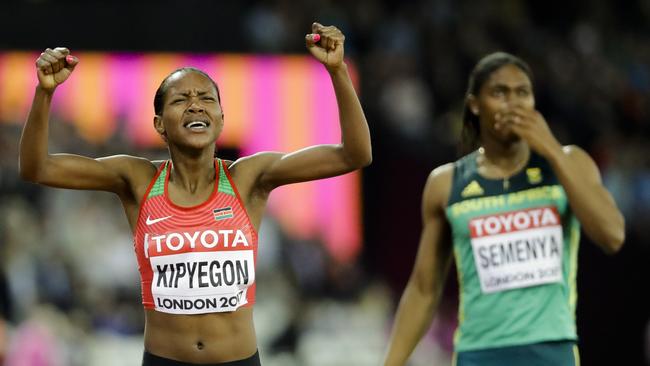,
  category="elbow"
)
[602,230,625,255]
[350,148,373,169]
[599,217,626,255]
[359,152,372,168]
[344,155,372,170]
[18,164,36,182]
[341,140,372,169]
[19,169,40,183]
[18,160,41,183]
